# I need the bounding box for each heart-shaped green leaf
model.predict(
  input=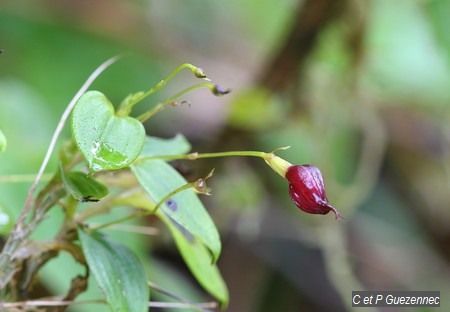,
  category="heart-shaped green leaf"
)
[78,229,149,312]
[72,91,145,173]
